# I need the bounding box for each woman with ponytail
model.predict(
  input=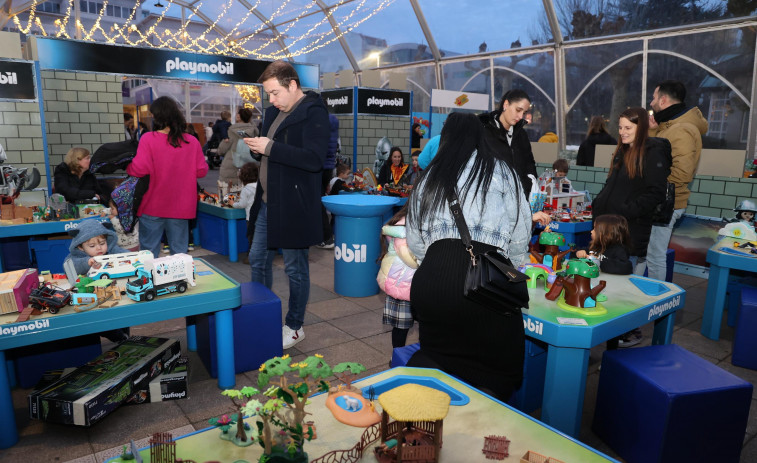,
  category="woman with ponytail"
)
[127,96,208,256]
